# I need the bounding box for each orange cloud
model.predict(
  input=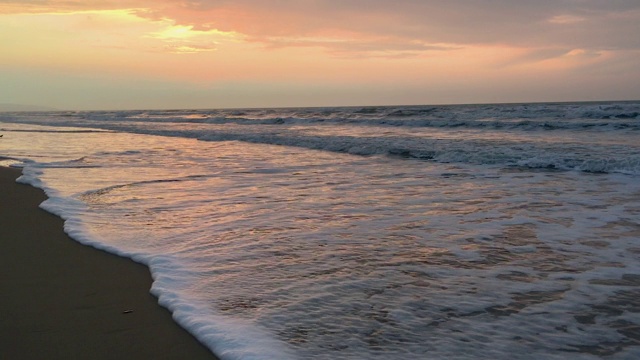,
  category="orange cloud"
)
[548,15,586,24]
[3,1,639,55]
